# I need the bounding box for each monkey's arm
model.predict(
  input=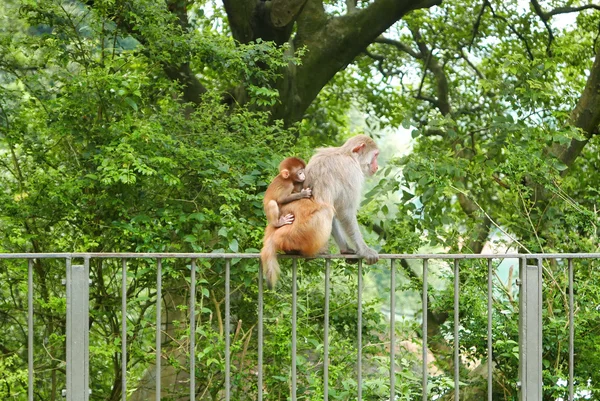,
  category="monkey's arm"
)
[336,214,379,264]
[278,188,312,205]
